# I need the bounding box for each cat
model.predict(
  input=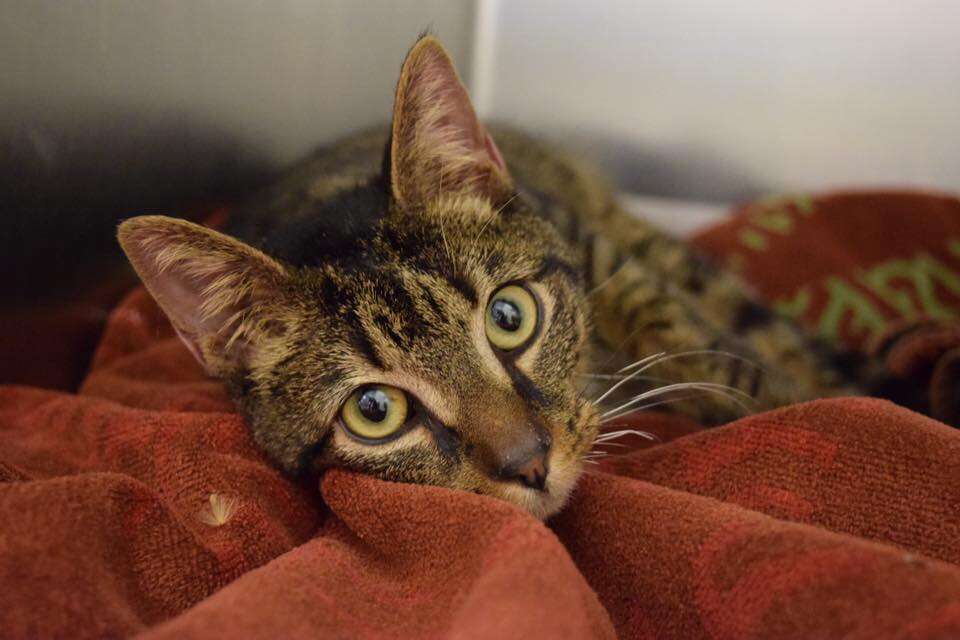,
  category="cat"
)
[118,35,868,519]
